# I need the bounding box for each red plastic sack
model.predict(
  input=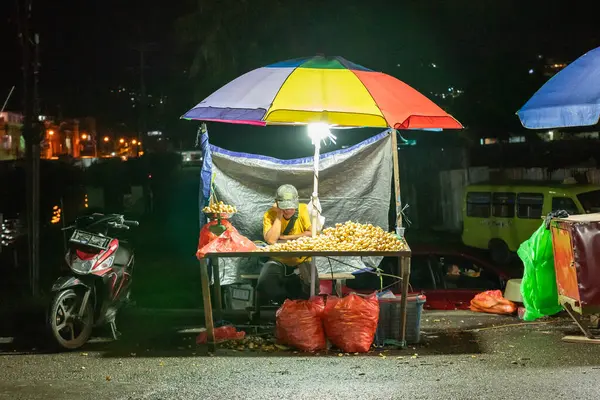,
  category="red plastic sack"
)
[196,325,246,344]
[196,226,257,259]
[323,293,379,353]
[470,290,516,315]
[198,219,234,249]
[276,297,326,352]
